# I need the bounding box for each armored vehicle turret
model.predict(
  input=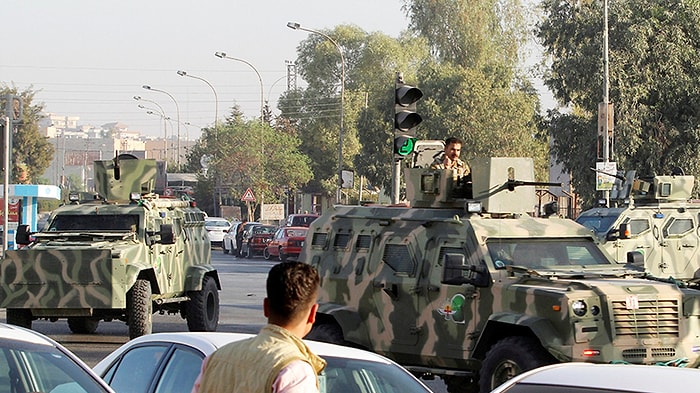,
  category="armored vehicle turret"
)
[302,157,700,392]
[577,171,700,284]
[0,154,220,338]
